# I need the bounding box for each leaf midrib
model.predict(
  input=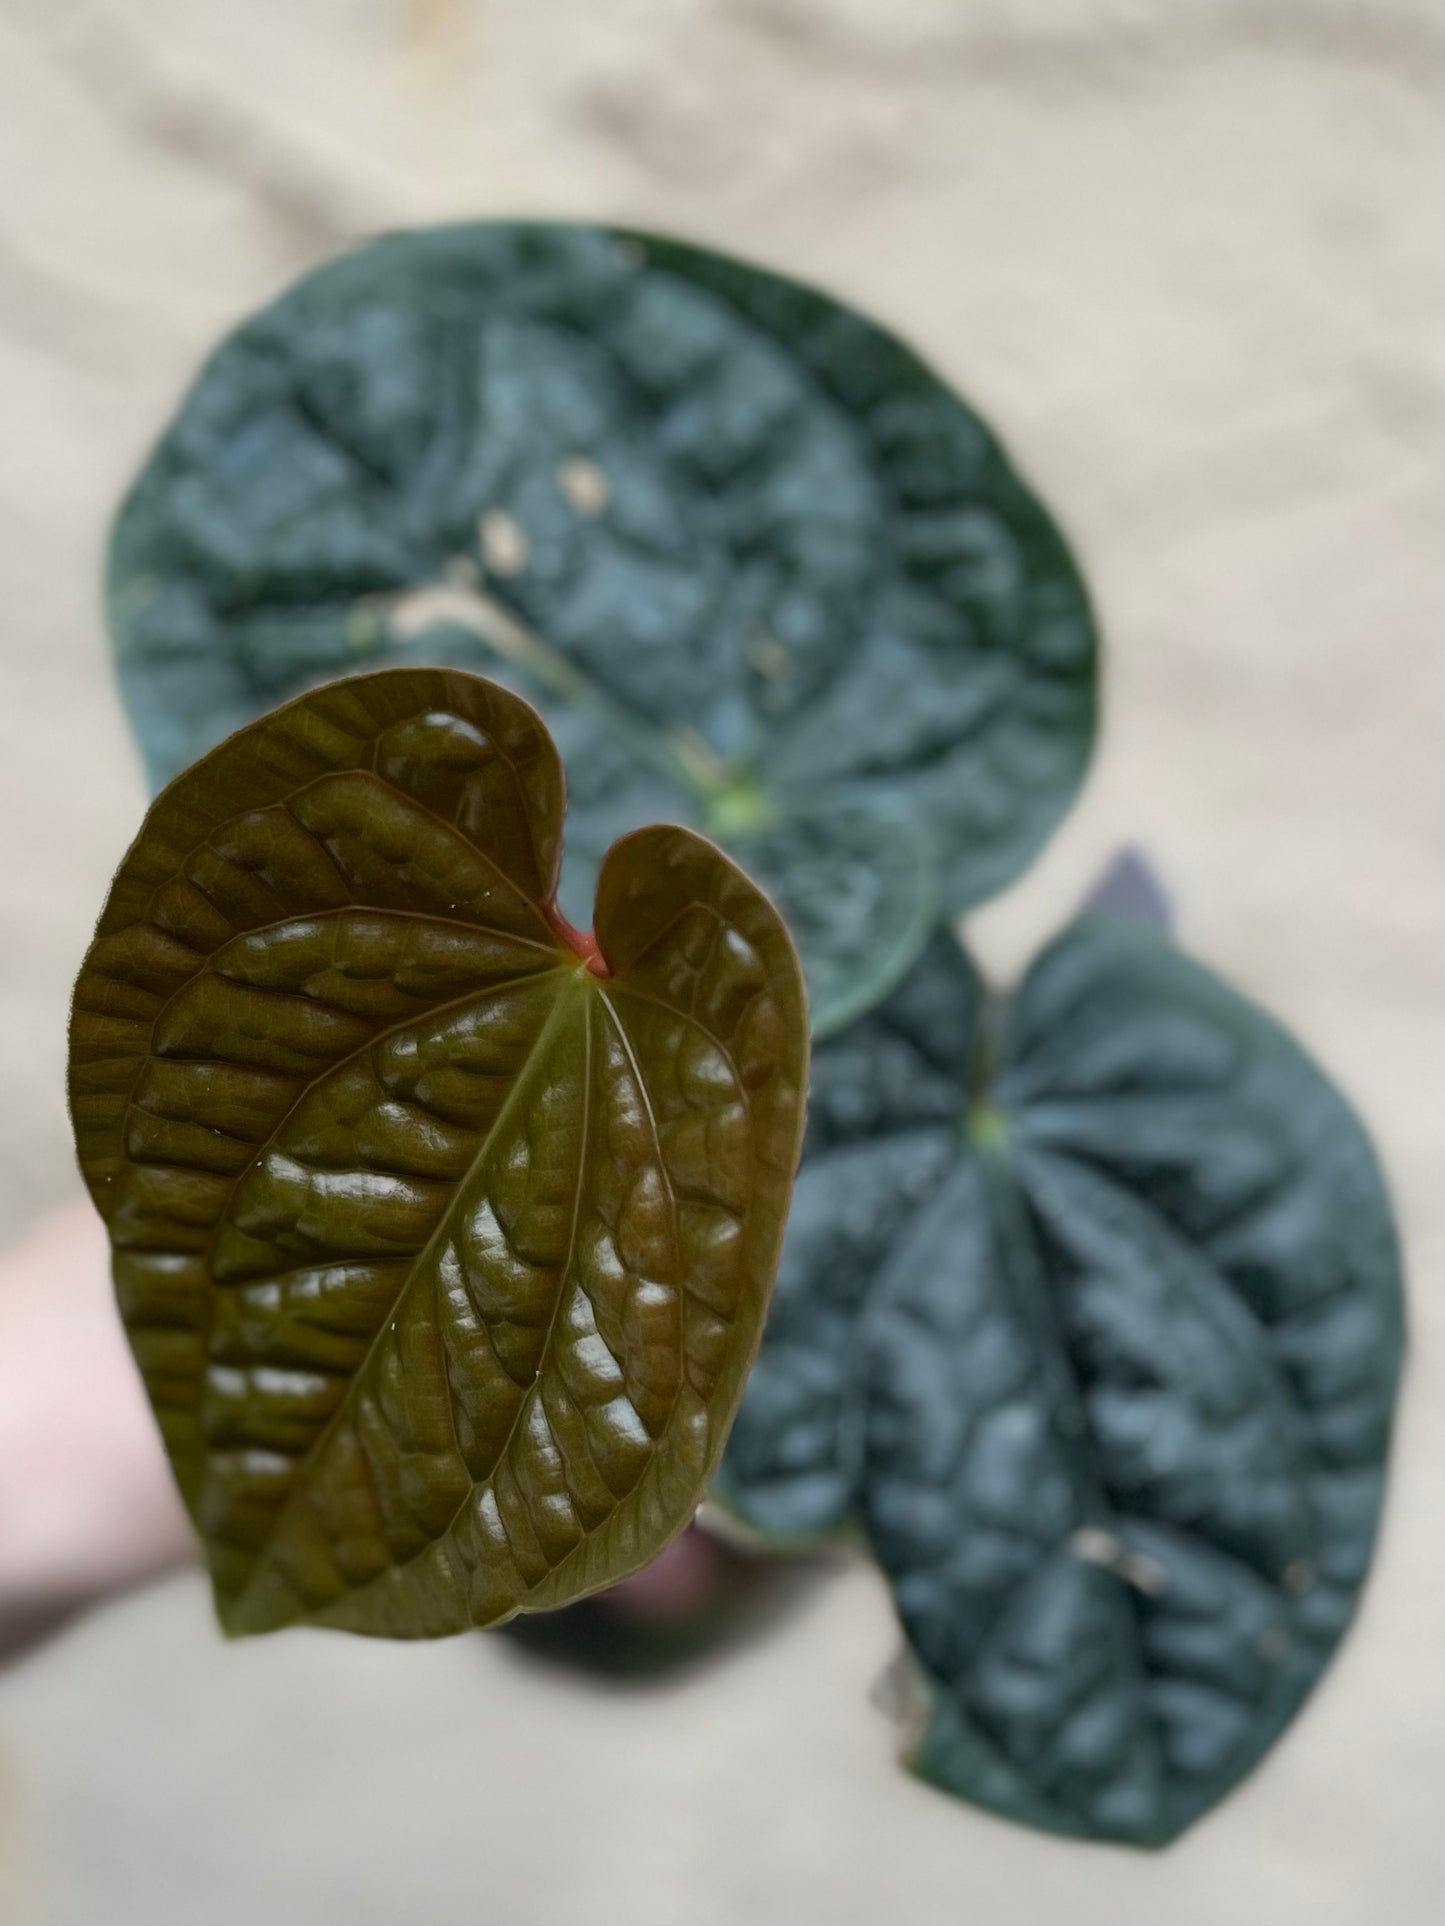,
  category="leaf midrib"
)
[316,978,705,1628]
[226,961,590,1623]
